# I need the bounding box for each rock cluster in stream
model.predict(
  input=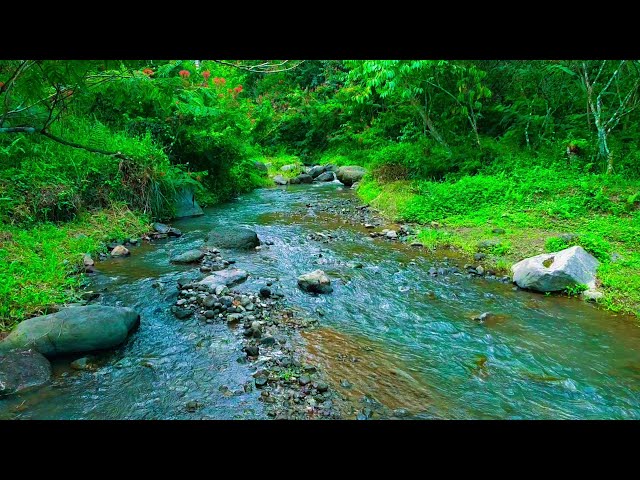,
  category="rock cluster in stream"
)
[170,247,346,419]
